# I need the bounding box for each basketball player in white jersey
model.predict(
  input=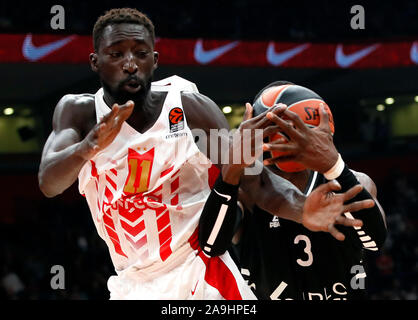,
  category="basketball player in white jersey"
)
[38,8,373,299]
